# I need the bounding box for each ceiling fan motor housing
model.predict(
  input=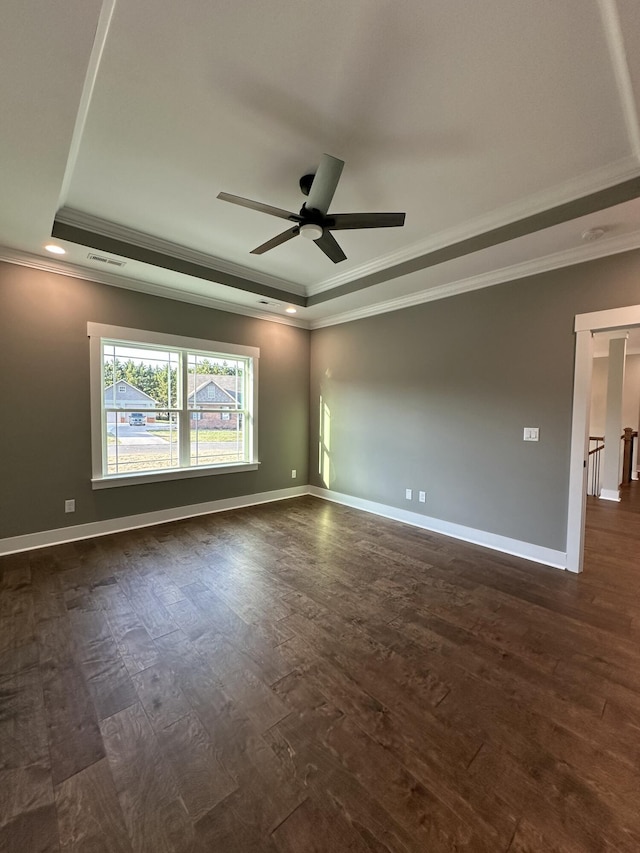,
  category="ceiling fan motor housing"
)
[299,173,315,196]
